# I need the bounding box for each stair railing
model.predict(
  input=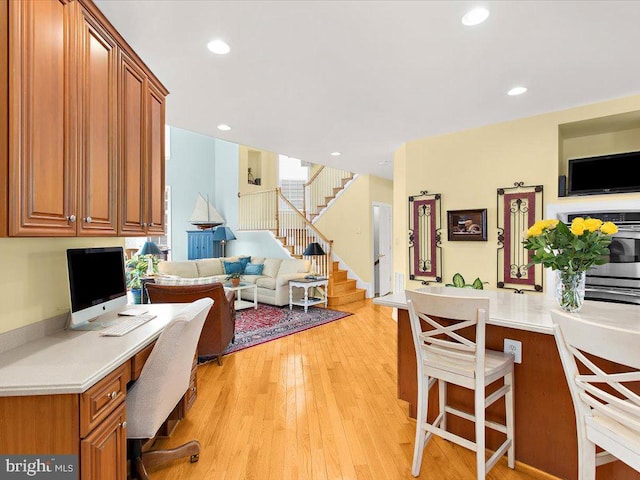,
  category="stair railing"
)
[303,166,354,221]
[239,188,333,279]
